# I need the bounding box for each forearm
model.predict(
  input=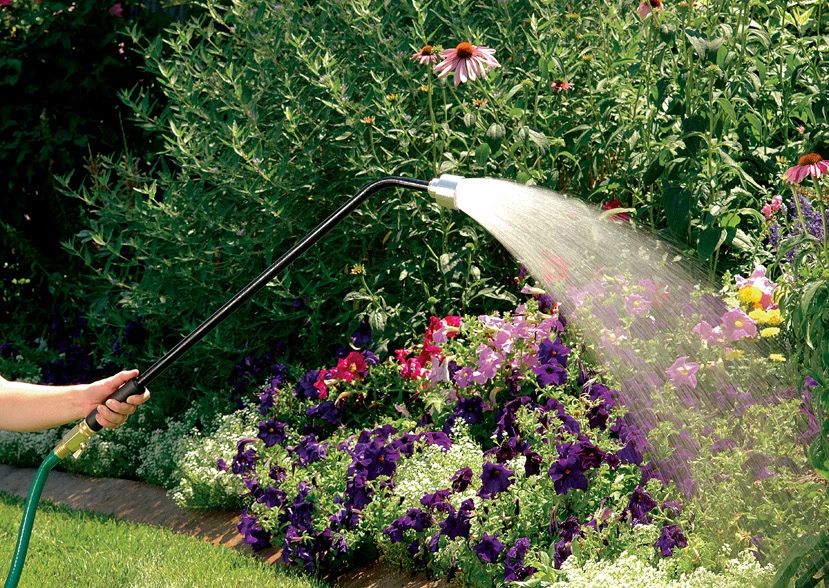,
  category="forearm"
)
[0,378,87,432]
